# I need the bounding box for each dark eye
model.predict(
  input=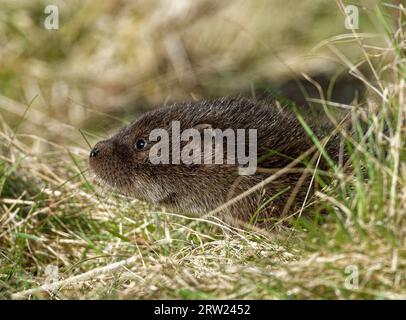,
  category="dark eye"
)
[135,138,147,150]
